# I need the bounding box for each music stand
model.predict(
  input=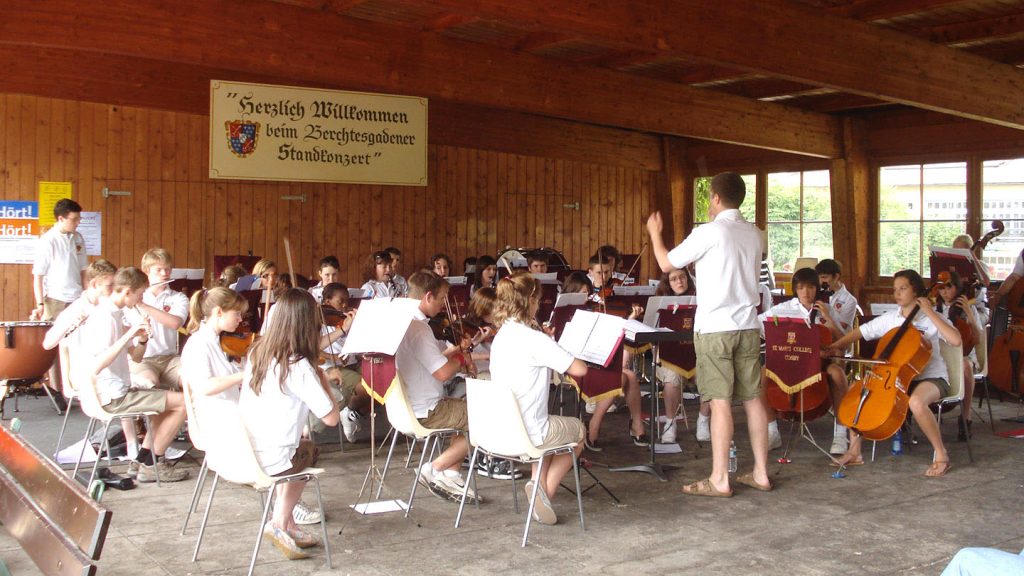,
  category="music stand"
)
[340,298,419,516]
[763,318,842,470]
